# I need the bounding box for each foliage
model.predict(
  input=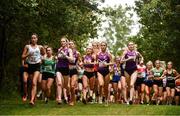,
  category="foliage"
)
[132,0,180,69]
[0,0,102,94]
[98,5,133,55]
